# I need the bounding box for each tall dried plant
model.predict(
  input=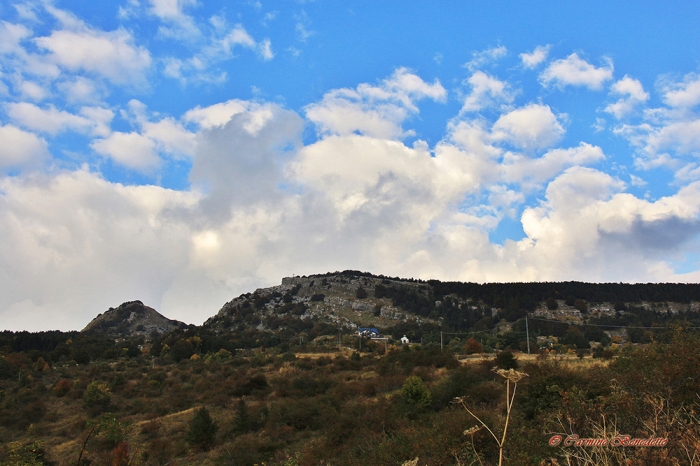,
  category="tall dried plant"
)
[454,368,528,466]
